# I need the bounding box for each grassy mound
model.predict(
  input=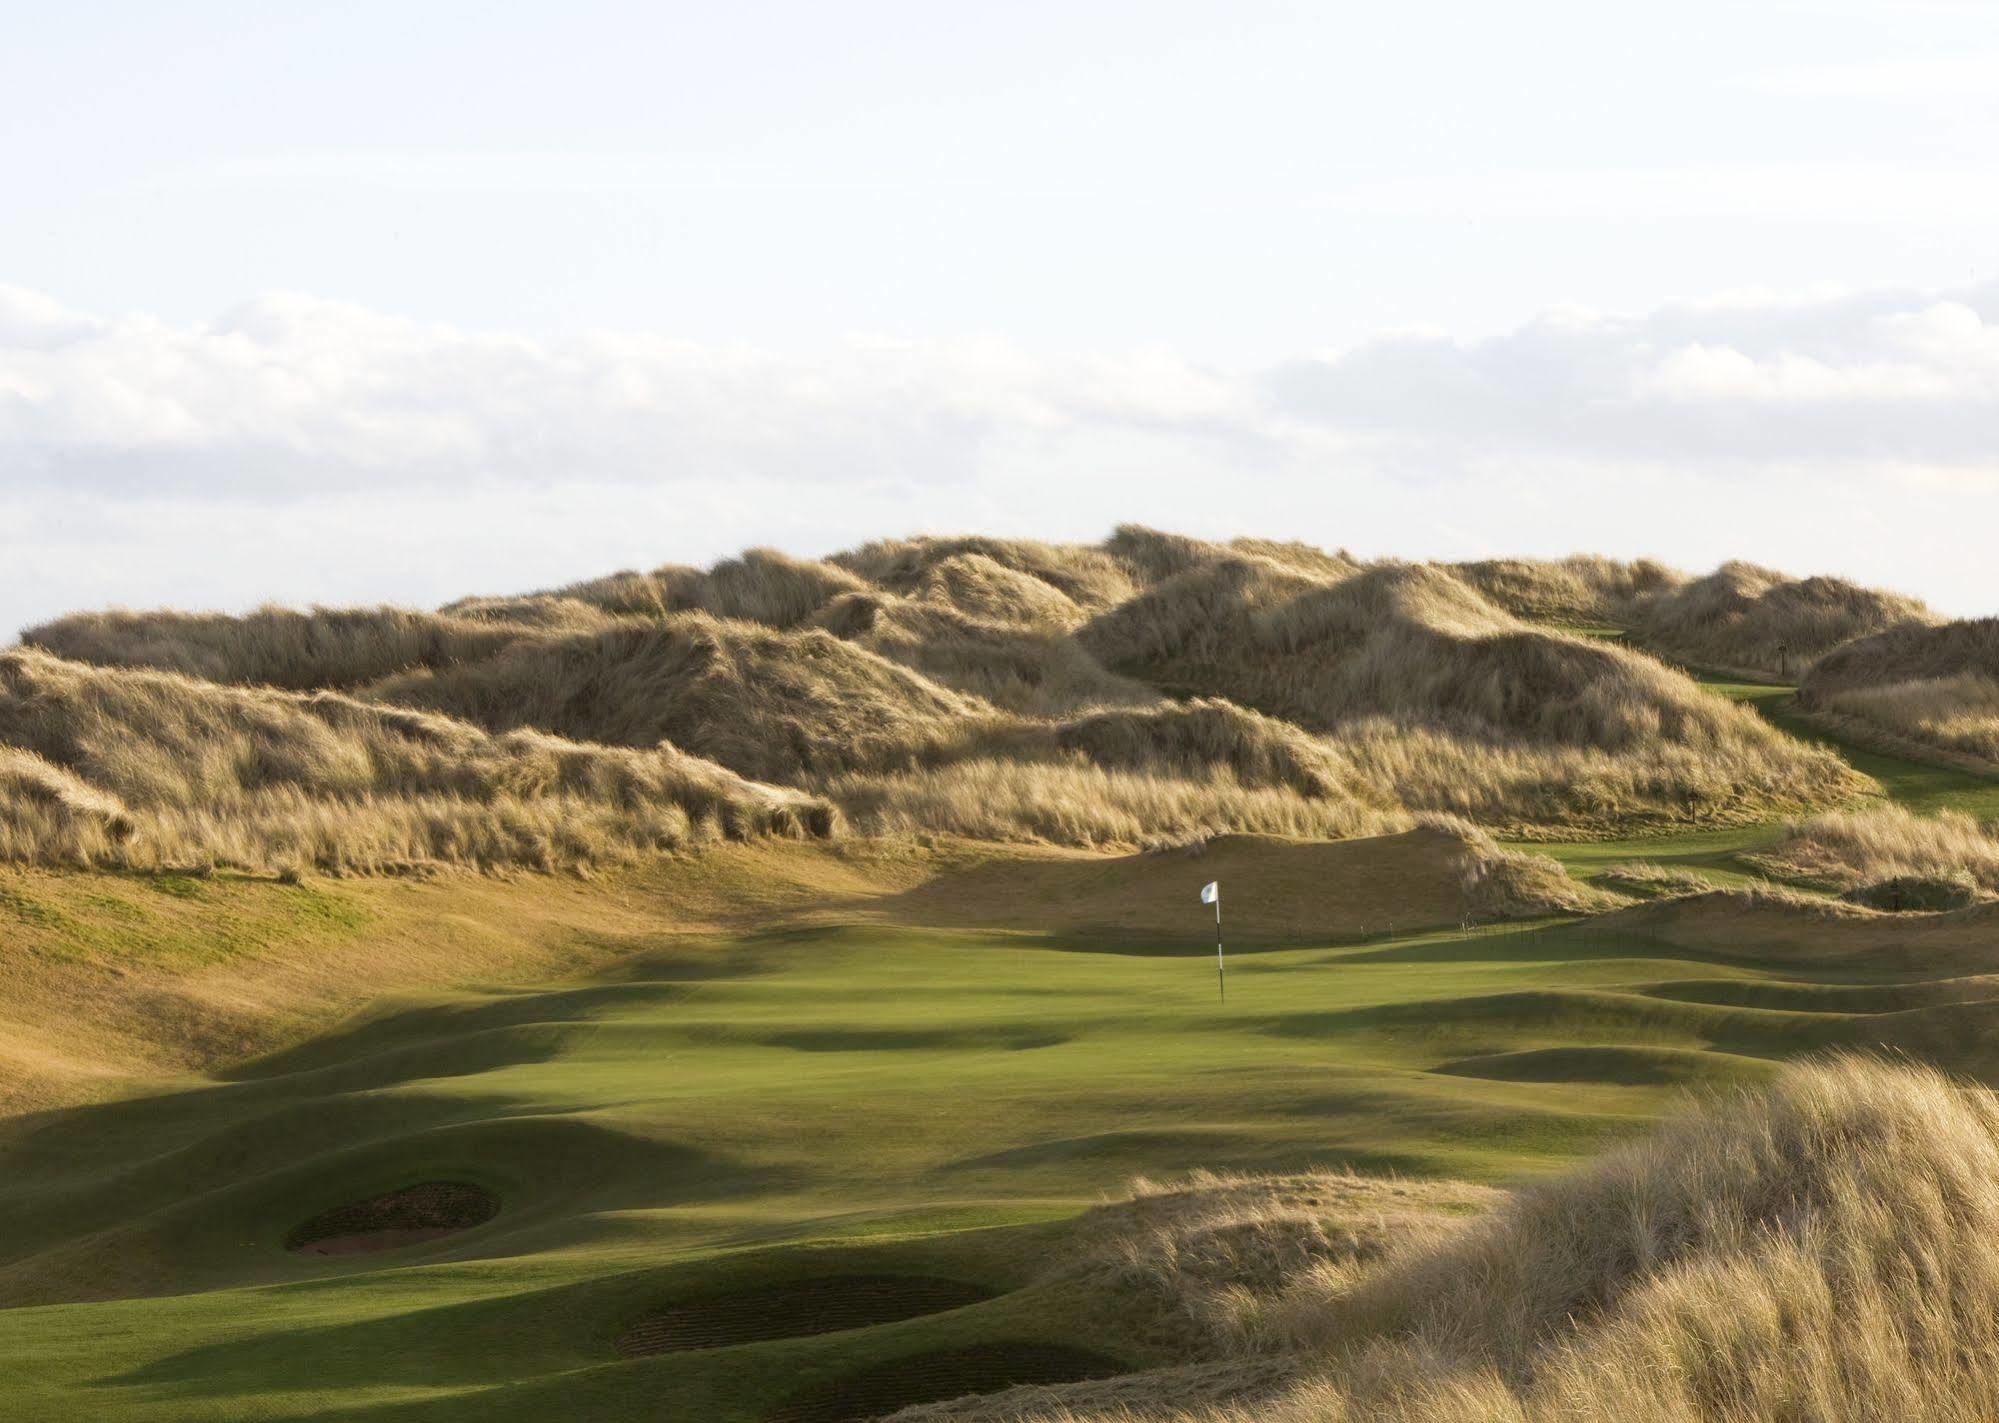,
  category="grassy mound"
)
[833,535,1141,611]
[1029,1058,1999,1423]
[1749,804,1999,899]
[1798,618,1999,772]
[23,604,565,690]
[1078,554,1865,832]
[811,592,1157,715]
[1449,555,1685,626]
[1634,560,1936,680]
[9,529,1899,859]
[0,648,836,873]
[373,613,985,782]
